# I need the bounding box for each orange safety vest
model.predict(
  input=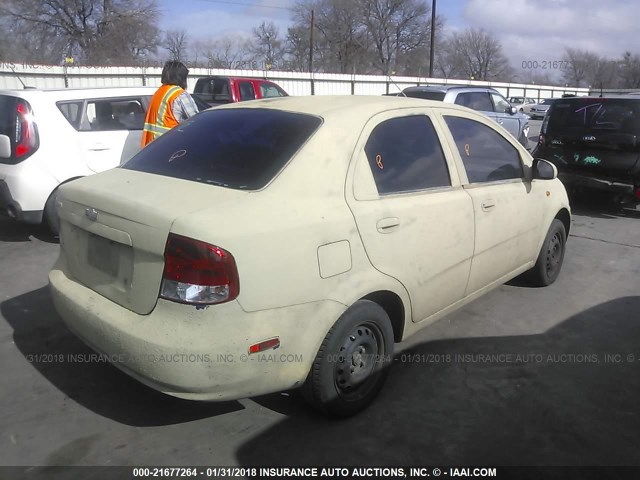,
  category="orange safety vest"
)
[141,84,185,147]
